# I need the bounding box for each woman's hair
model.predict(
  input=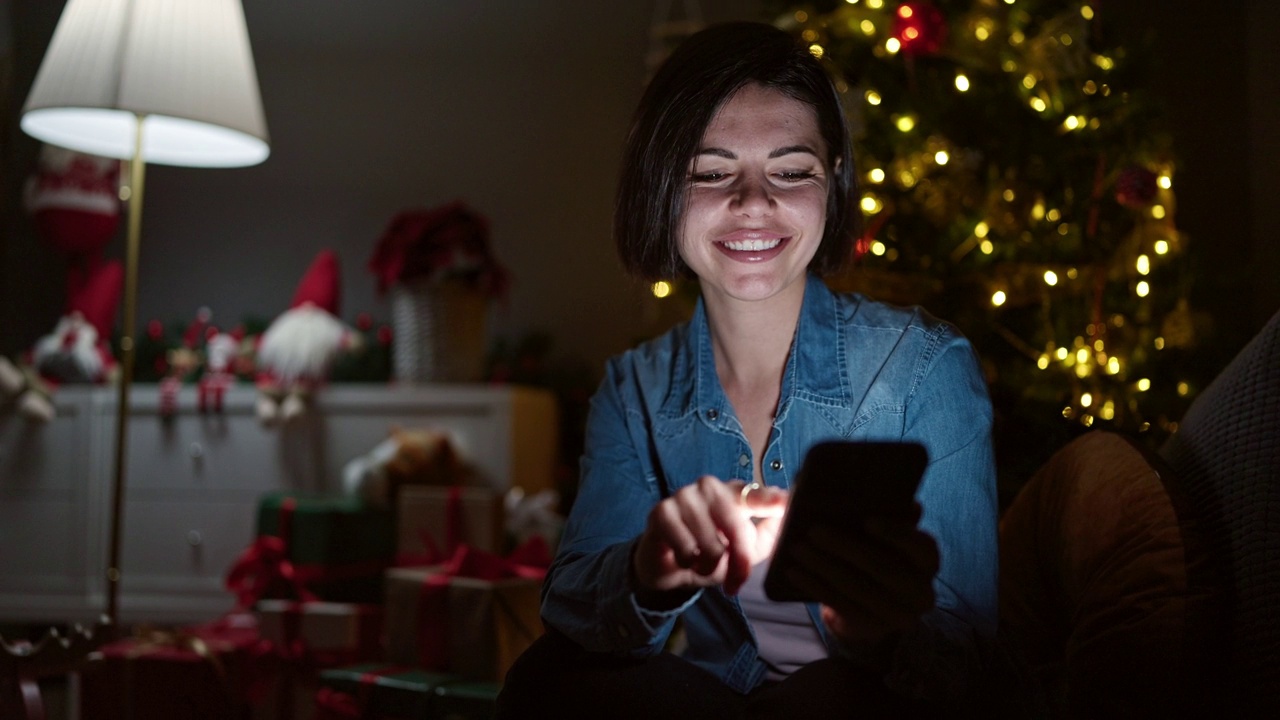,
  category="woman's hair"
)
[614,21,858,282]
